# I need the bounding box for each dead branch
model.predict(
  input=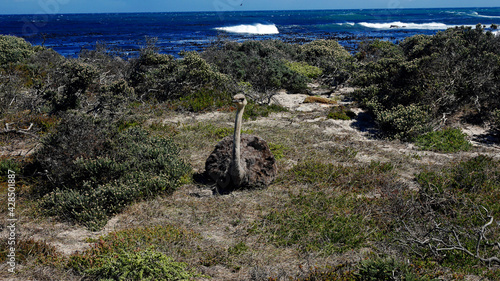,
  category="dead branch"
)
[401,206,500,266]
[1,122,39,138]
